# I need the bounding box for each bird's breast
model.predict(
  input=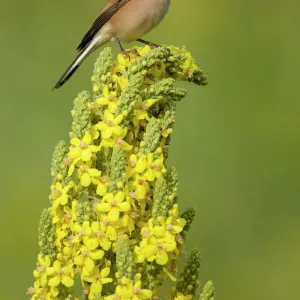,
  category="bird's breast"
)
[110,0,170,42]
